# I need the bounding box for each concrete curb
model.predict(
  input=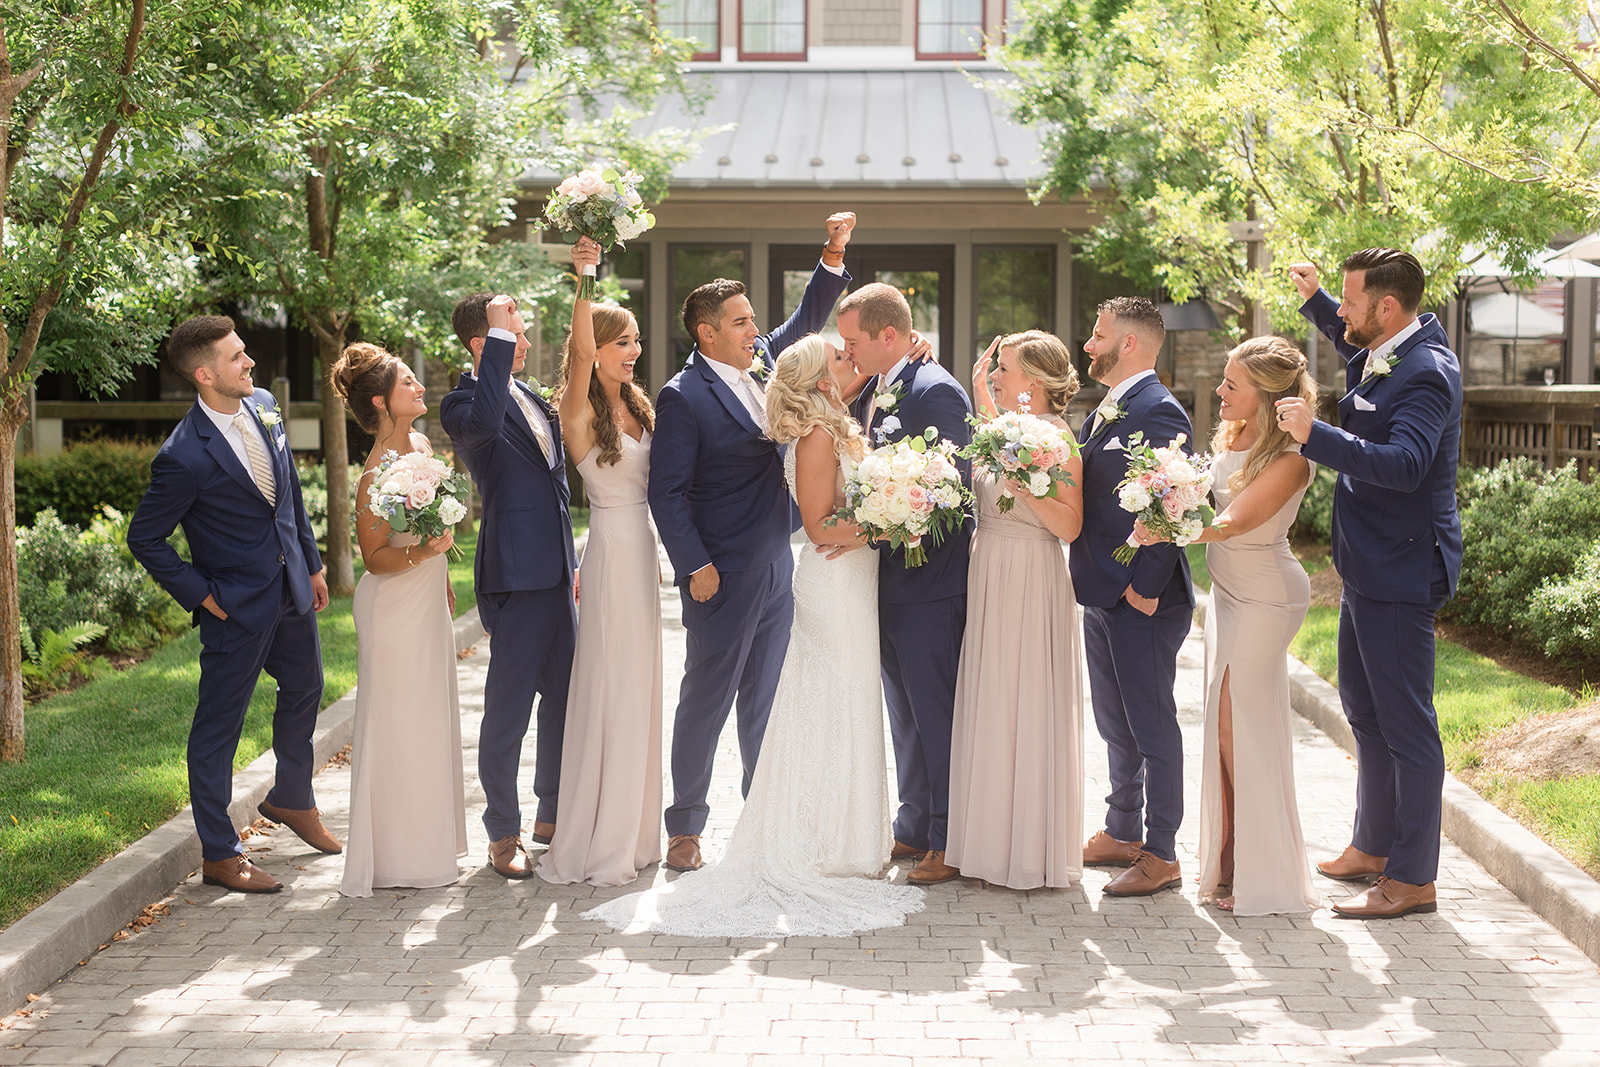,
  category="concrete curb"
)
[0,608,486,1015]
